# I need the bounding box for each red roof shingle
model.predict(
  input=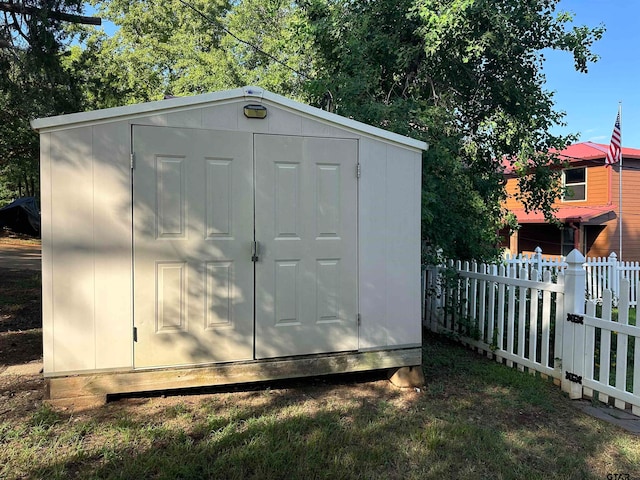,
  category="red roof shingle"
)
[510,205,615,224]
[503,141,640,174]
[556,141,640,162]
